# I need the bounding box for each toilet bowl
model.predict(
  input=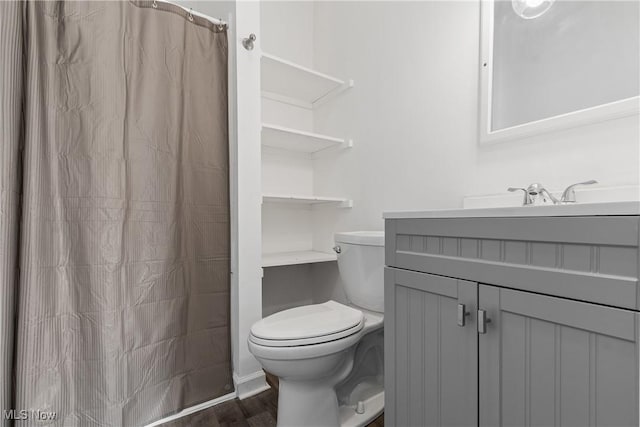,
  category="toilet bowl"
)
[248,231,385,427]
